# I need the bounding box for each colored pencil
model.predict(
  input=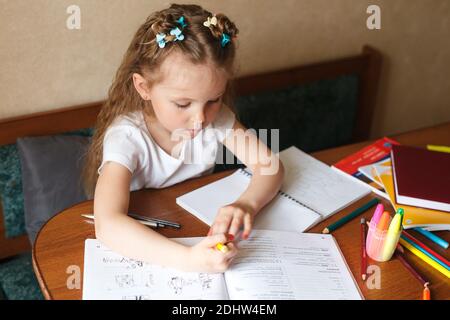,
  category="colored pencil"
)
[400,235,449,271]
[395,245,432,300]
[399,238,450,278]
[423,284,431,300]
[413,227,449,249]
[322,198,379,234]
[402,230,450,266]
[361,218,368,281]
[427,144,450,154]
[395,246,429,286]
